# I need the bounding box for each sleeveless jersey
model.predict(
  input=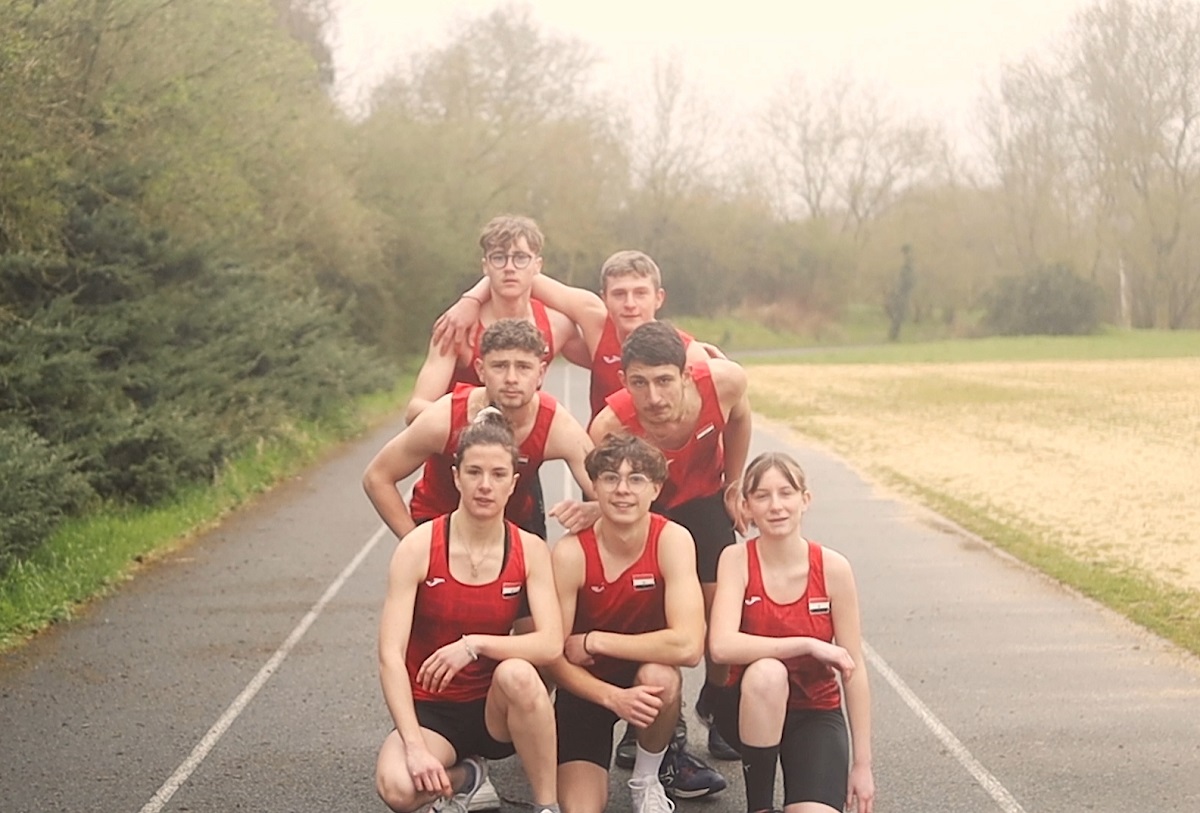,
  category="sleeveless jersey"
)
[605,360,725,509]
[407,515,527,703]
[728,538,841,711]
[409,386,557,529]
[572,514,669,681]
[451,299,556,388]
[588,318,695,419]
